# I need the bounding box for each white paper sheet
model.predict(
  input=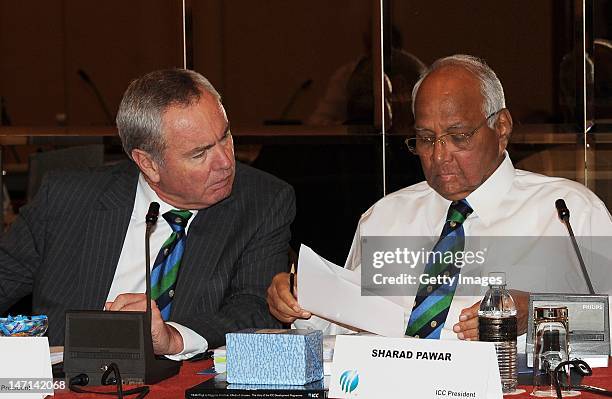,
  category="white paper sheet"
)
[297,244,406,337]
[0,337,53,398]
[50,346,63,365]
